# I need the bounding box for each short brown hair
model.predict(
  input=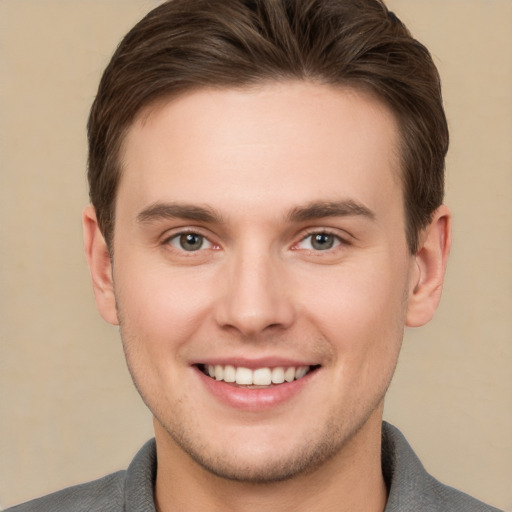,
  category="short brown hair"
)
[88,0,448,253]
